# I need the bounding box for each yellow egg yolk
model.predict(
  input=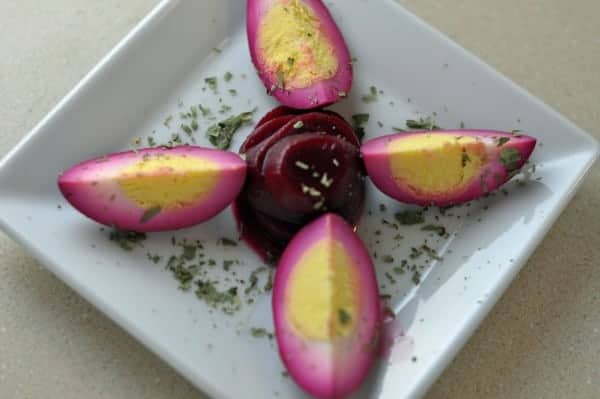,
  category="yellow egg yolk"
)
[119,154,219,210]
[259,0,339,90]
[286,239,359,340]
[388,134,485,195]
